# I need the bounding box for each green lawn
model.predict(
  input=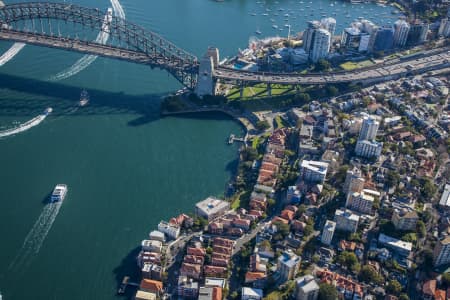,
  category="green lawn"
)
[226,84,294,101]
[340,60,374,71]
[340,61,358,71]
[274,115,285,129]
[251,136,260,149]
[231,196,241,210]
